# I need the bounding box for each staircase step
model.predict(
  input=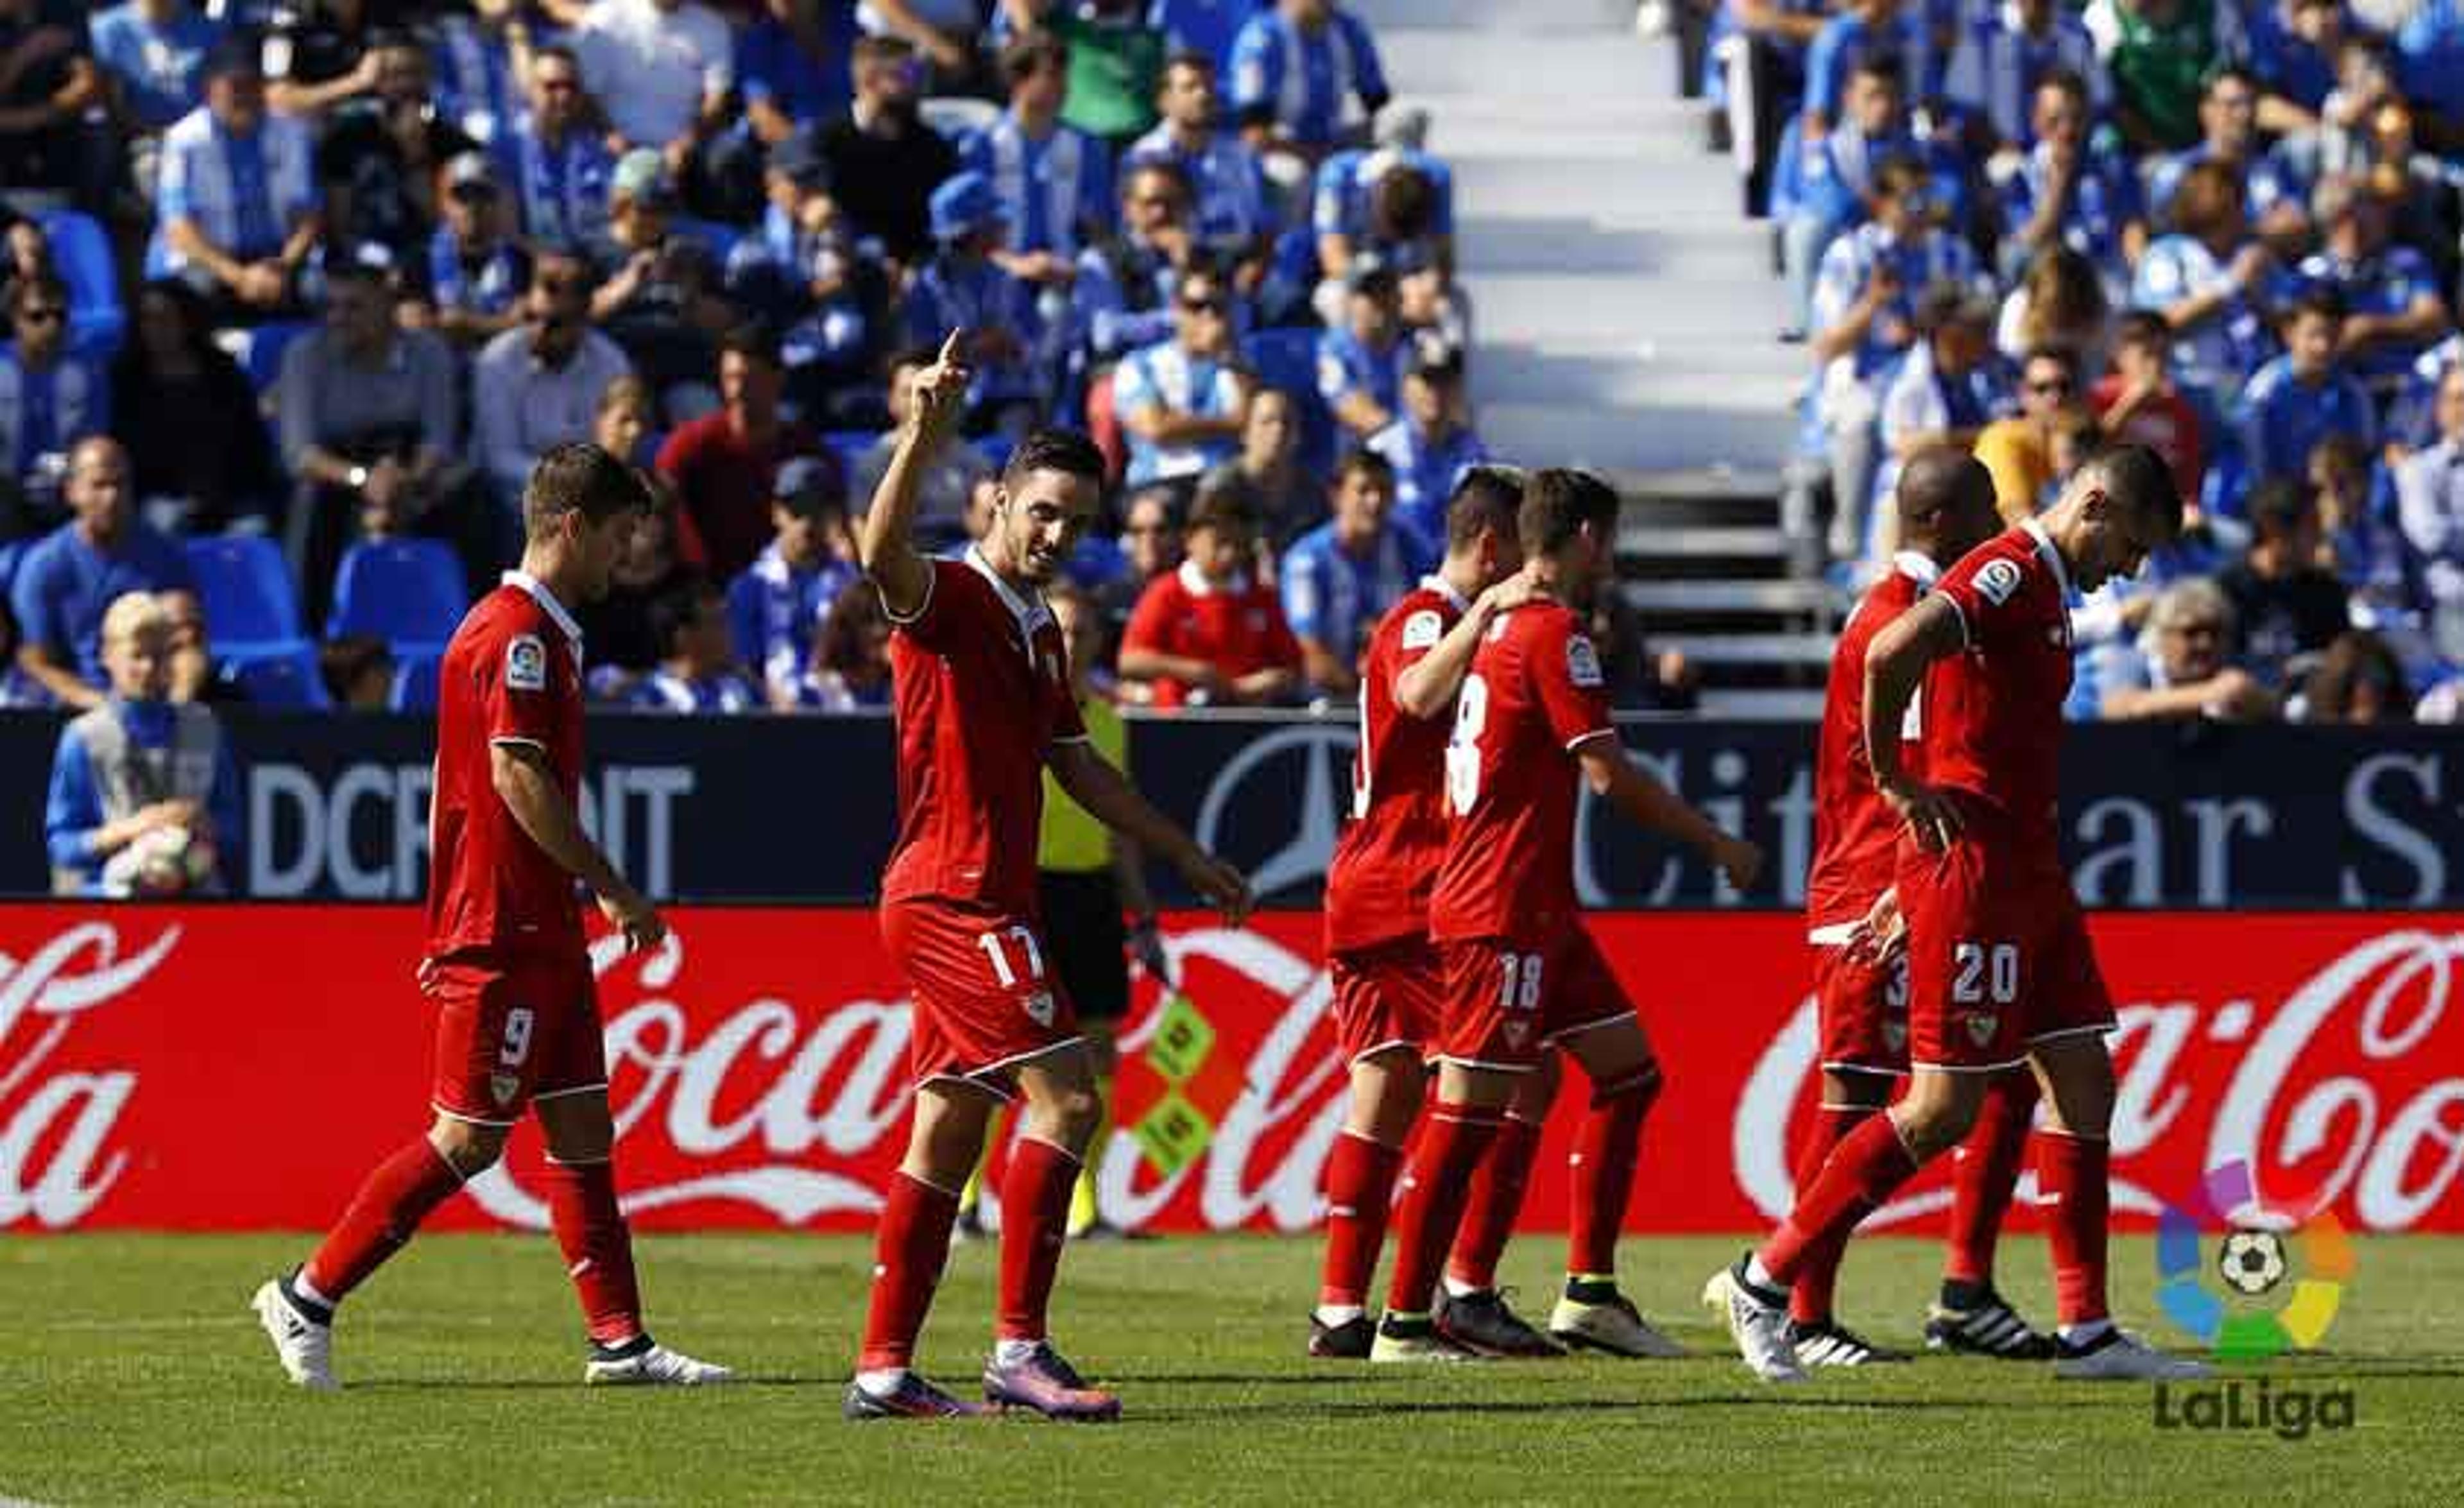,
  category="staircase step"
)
[1457,218,1774,280]
[1355,0,1634,33]
[1697,687,1831,719]
[1621,579,1834,613]
[1473,341,1804,406]
[1659,631,1837,666]
[1470,271,1790,343]
[1484,399,1793,475]
[1376,27,1670,99]
[1614,523,1790,558]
